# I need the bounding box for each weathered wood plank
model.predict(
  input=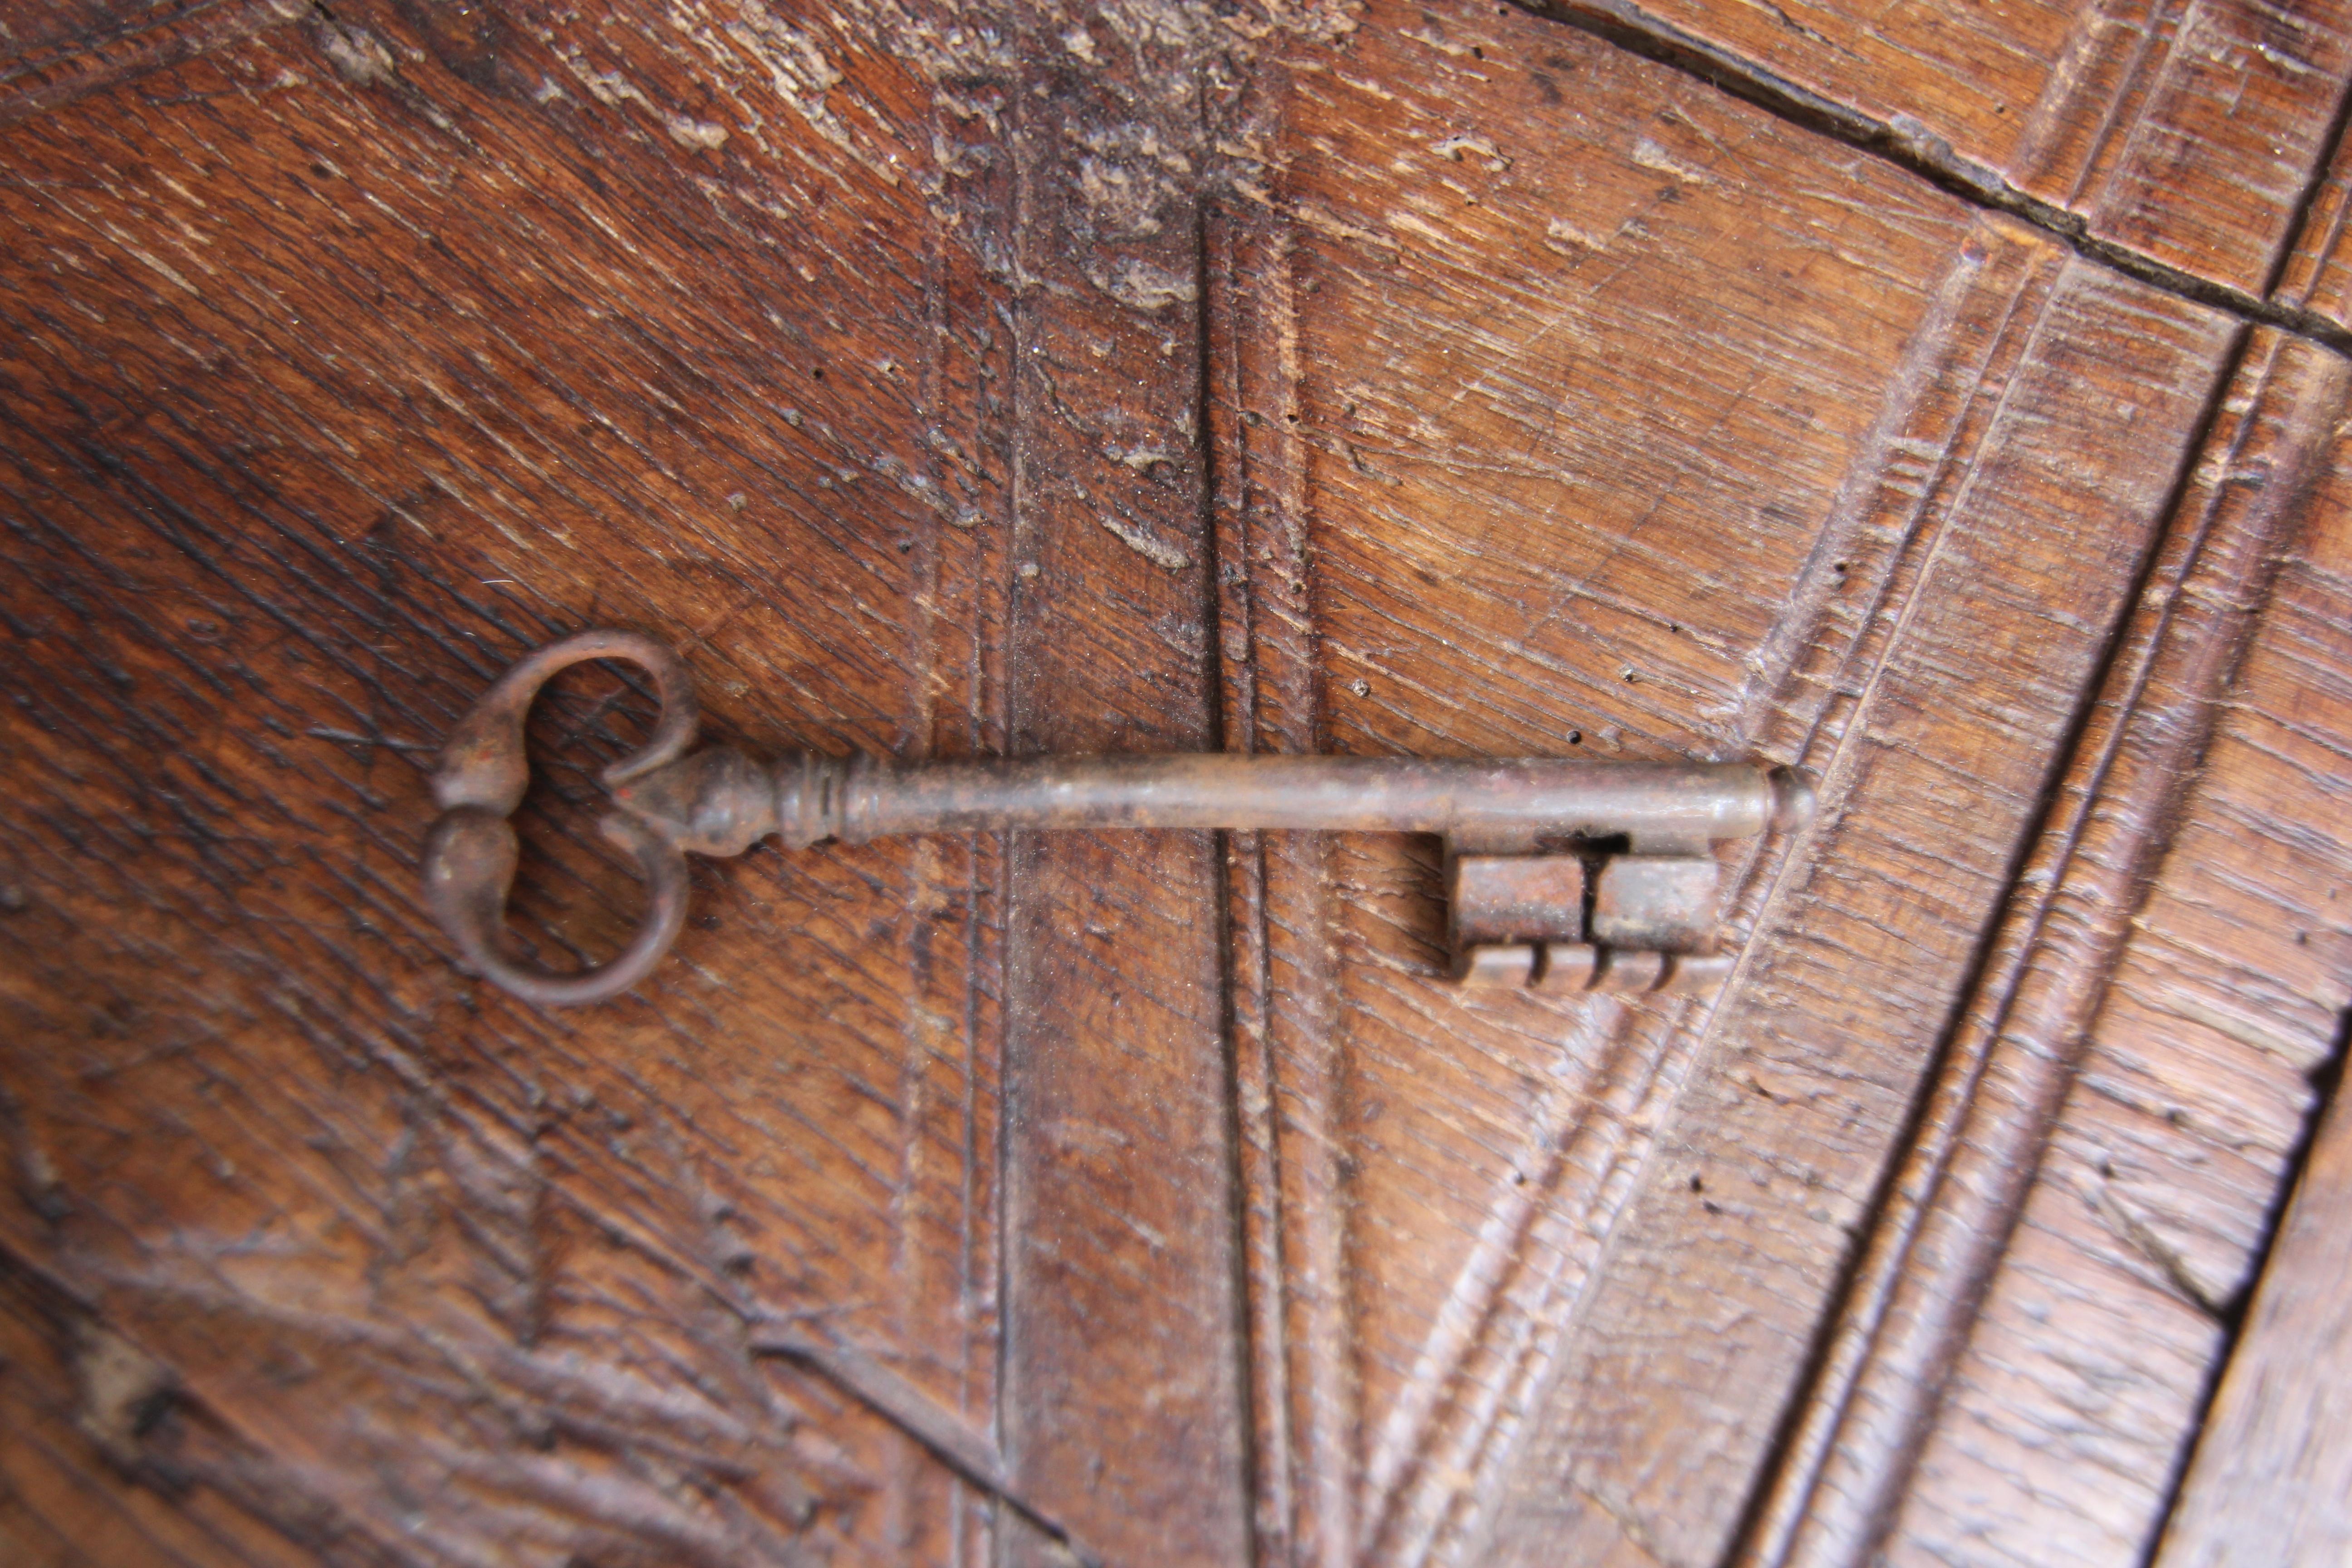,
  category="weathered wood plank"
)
[1862,331,2352,1568]
[0,1261,328,1568]
[1217,4,2251,1566]
[1226,5,1984,1557]
[8,0,2352,1561]
[0,0,306,129]
[1474,259,2236,1568]
[2273,110,2352,330]
[1208,198,1358,1568]
[1519,0,2352,301]
[991,0,1252,1560]
[0,3,1022,1561]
